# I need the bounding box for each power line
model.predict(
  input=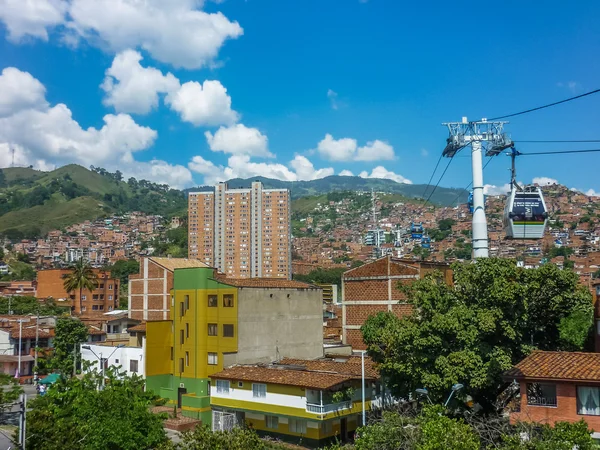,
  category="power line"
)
[519,148,600,156]
[515,139,600,143]
[421,157,454,210]
[421,154,443,200]
[488,88,600,121]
